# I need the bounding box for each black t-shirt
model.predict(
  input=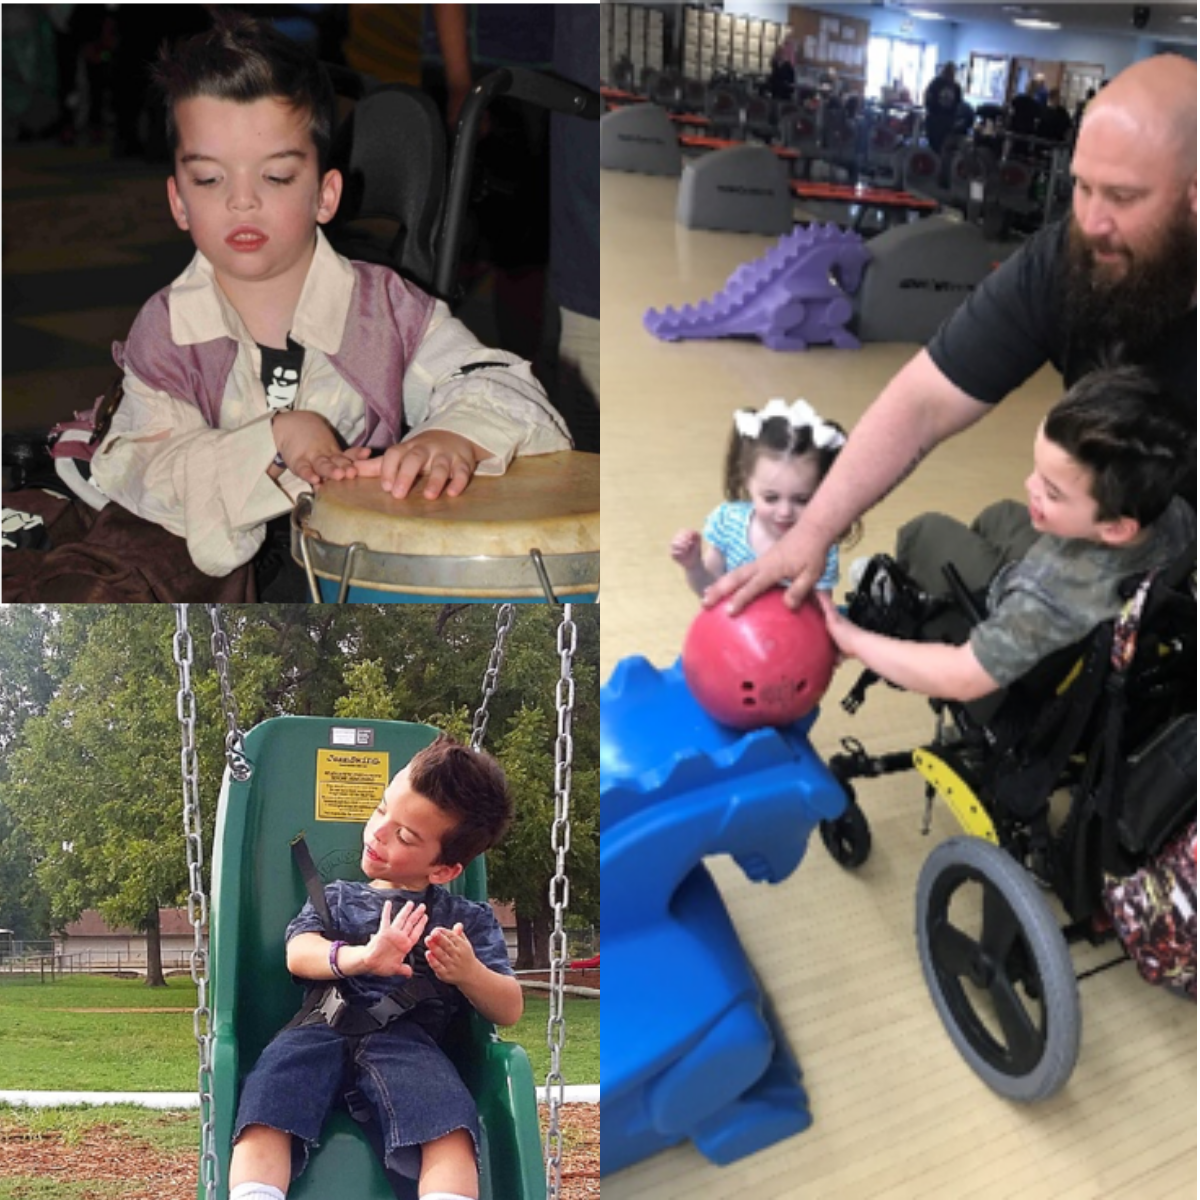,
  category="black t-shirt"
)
[1007,93,1040,136]
[1037,105,1073,143]
[926,216,1197,433]
[923,77,962,120]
